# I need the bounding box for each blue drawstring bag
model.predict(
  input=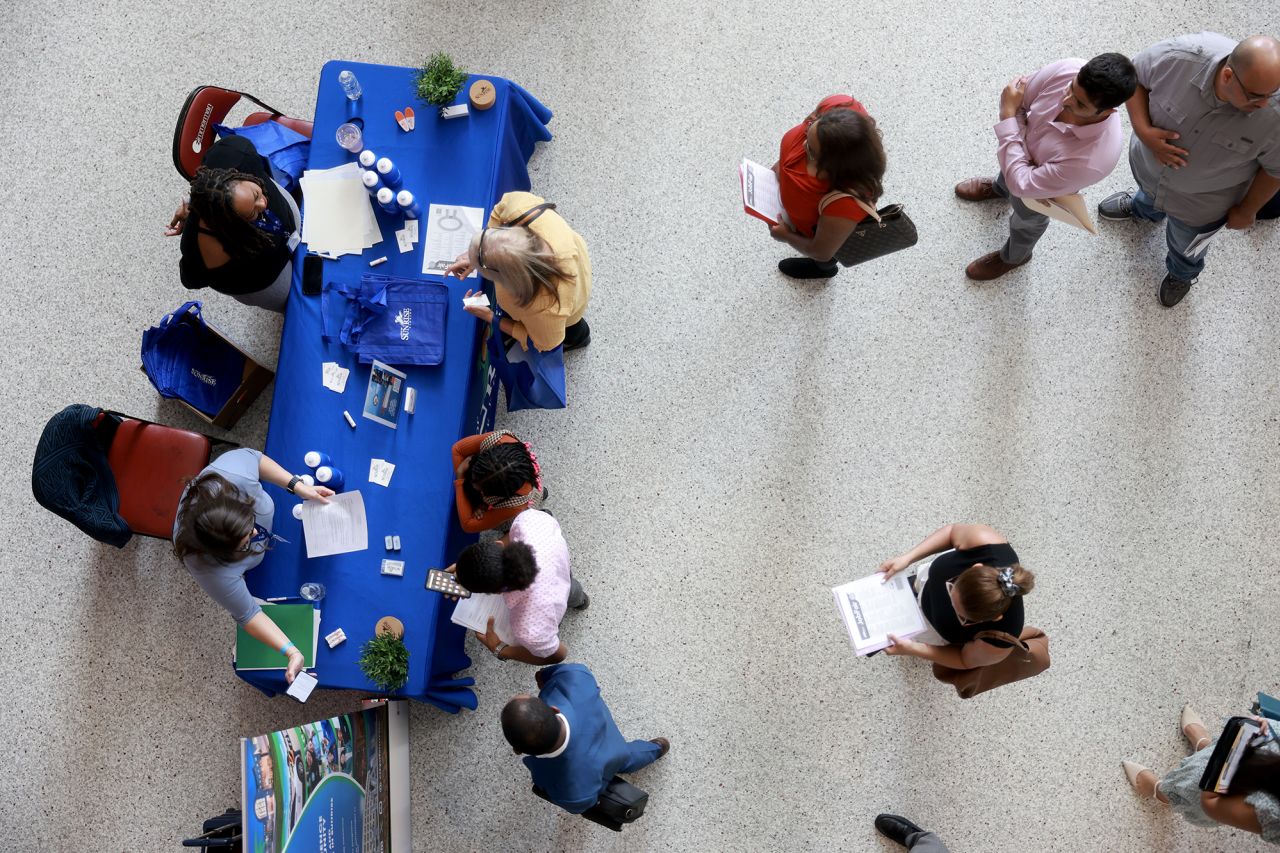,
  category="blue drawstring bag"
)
[487,312,567,411]
[213,122,310,193]
[140,302,246,416]
[322,275,447,366]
